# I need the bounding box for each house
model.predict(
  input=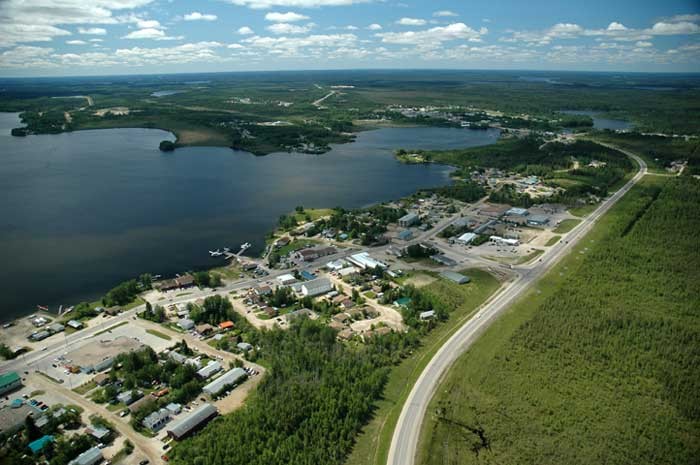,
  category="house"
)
[275,237,291,248]
[68,447,102,465]
[340,299,355,310]
[431,254,457,267]
[48,323,65,333]
[254,285,272,296]
[178,318,195,331]
[86,426,111,441]
[332,313,351,324]
[301,278,333,297]
[277,274,297,286]
[326,259,346,271]
[197,361,222,380]
[490,235,520,246]
[283,308,318,323]
[31,330,50,341]
[195,323,214,336]
[440,271,471,285]
[218,321,234,331]
[456,232,476,245]
[0,403,34,435]
[66,320,83,330]
[419,310,436,320]
[169,351,187,364]
[175,275,195,288]
[338,266,358,277]
[237,342,253,352]
[117,390,142,406]
[397,229,413,241]
[0,372,22,396]
[263,307,278,318]
[167,404,218,440]
[165,403,182,415]
[93,373,110,386]
[143,408,171,432]
[202,368,247,396]
[28,435,54,454]
[296,246,337,262]
[398,212,419,227]
[127,396,154,414]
